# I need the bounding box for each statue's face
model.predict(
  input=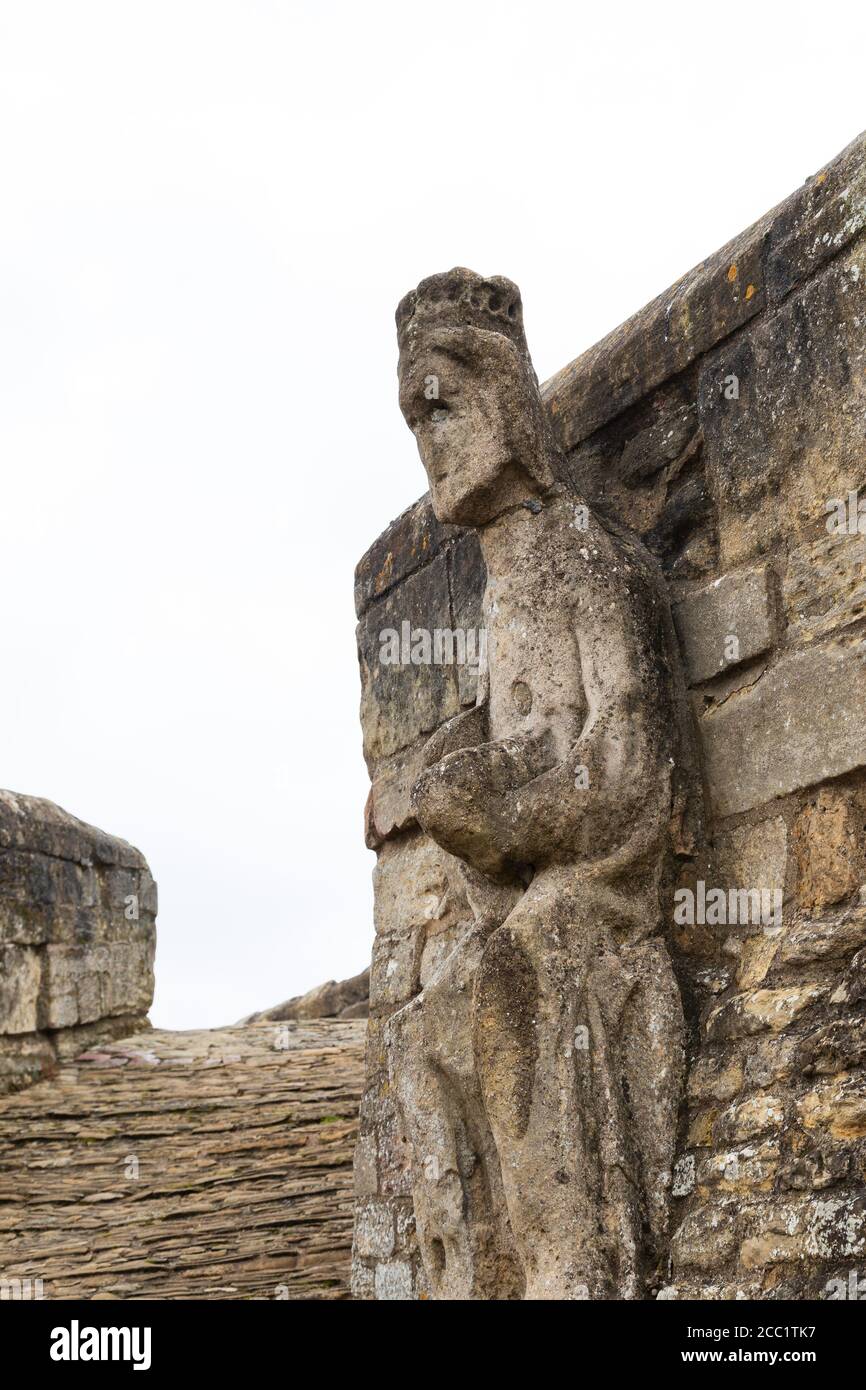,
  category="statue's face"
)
[399,329,543,526]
